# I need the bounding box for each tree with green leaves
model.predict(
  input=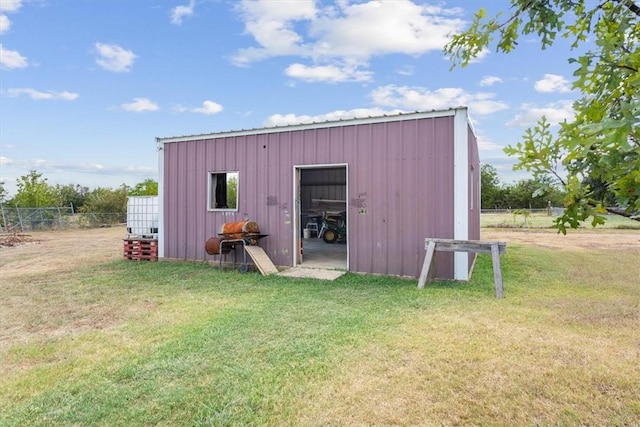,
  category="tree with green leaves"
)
[0,181,8,204]
[505,178,554,209]
[480,164,504,209]
[80,185,129,224]
[129,179,158,196]
[445,0,639,233]
[11,170,59,207]
[227,176,238,209]
[55,184,89,211]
